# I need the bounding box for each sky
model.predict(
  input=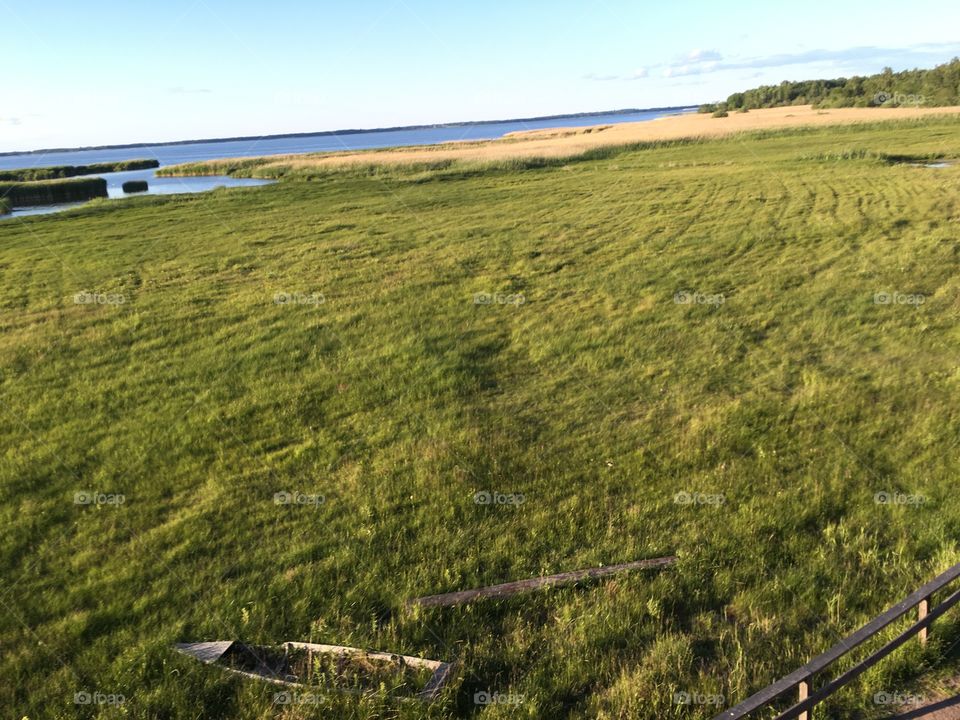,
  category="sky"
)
[2,0,960,152]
